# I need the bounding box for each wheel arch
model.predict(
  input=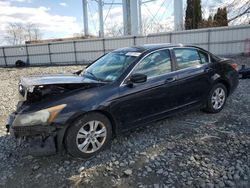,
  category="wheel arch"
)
[56,110,117,152]
[214,79,231,96]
